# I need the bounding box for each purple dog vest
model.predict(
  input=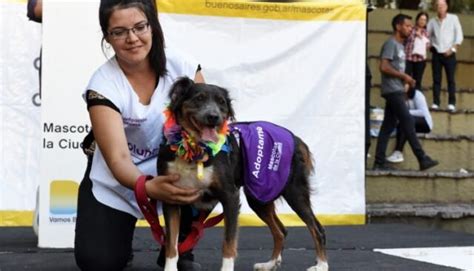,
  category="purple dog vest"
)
[229,122,295,203]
